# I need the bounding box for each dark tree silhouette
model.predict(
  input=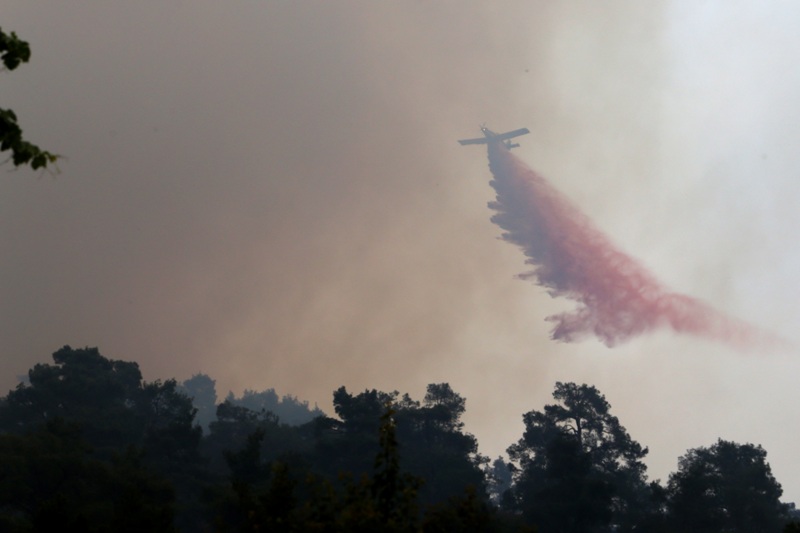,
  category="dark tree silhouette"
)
[0,346,204,531]
[507,382,649,532]
[327,383,488,506]
[0,419,176,532]
[0,346,201,462]
[666,439,790,532]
